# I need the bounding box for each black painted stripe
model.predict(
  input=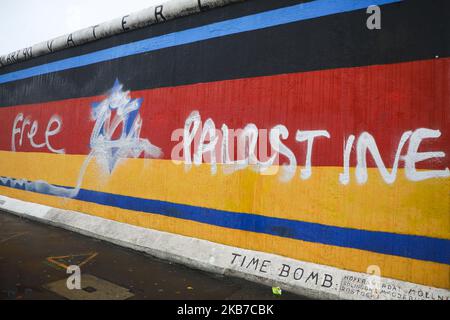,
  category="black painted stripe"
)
[0,0,447,107]
[0,0,312,74]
